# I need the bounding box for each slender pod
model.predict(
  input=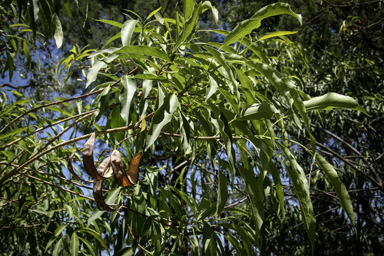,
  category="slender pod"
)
[83,133,104,180]
[93,179,114,211]
[68,152,94,183]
